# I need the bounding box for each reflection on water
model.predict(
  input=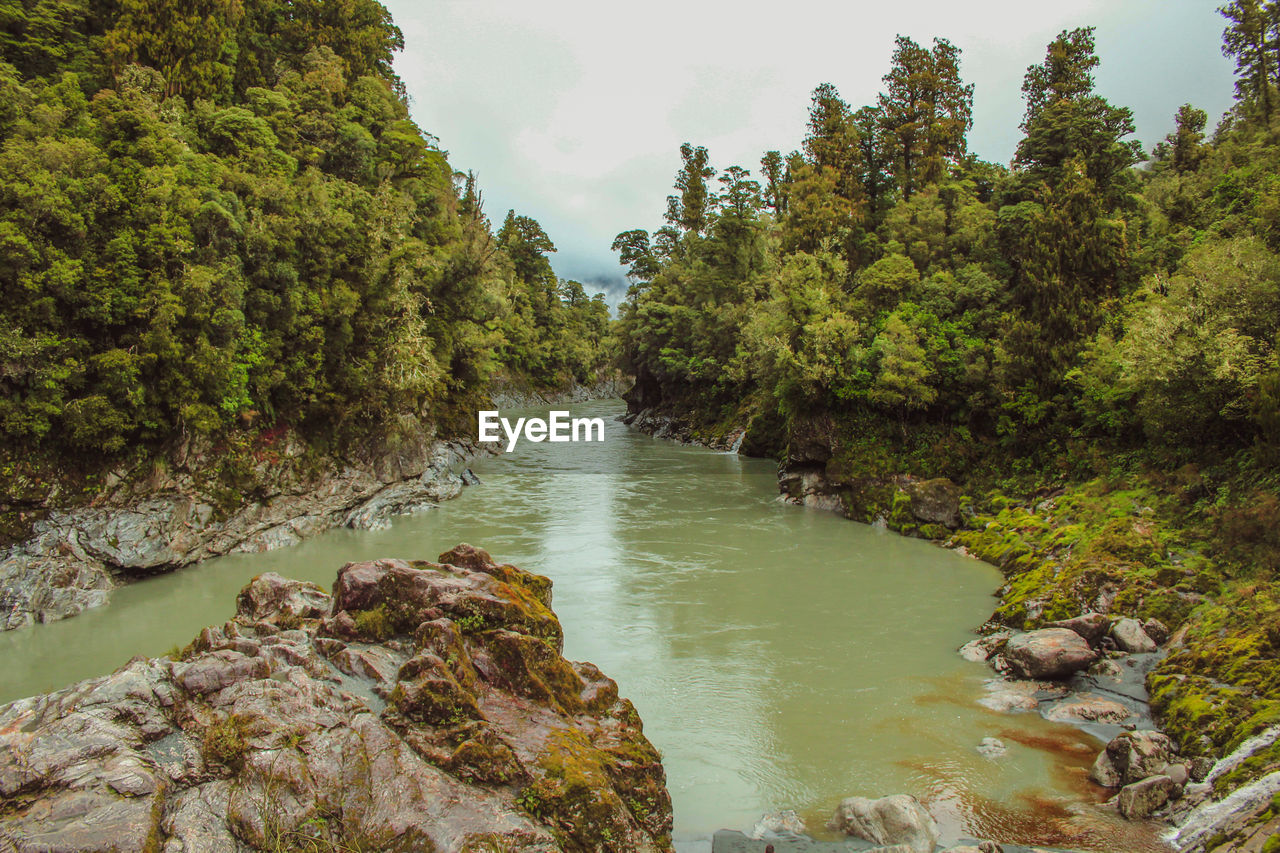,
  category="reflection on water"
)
[0,400,1167,851]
